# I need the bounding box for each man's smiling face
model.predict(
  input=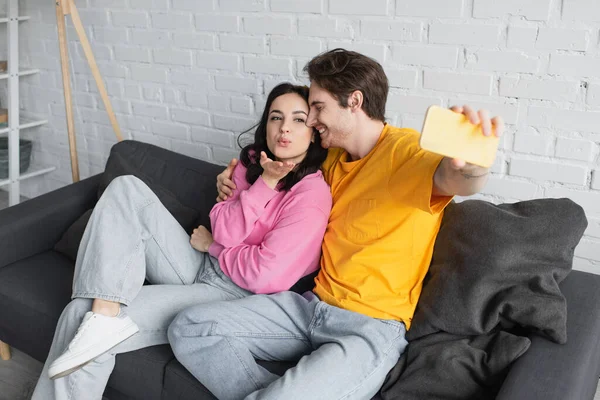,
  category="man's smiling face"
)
[306,82,352,149]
